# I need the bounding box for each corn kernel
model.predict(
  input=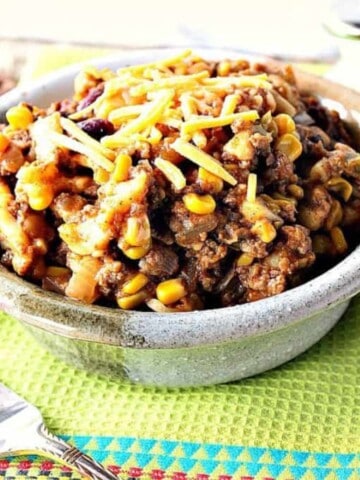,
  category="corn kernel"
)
[330,227,348,254]
[124,215,151,247]
[217,60,231,76]
[0,133,10,153]
[123,273,149,295]
[123,245,150,260]
[275,133,302,162]
[46,266,70,277]
[251,219,277,243]
[112,154,132,182]
[325,199,343,231]
[198,167,223,193]
[287,184,304,199]
[117,290,148,310]
[274,113,296,135]
[28,186,54,211]
[237,253,254,266]
[272,192,297,205]
[6,105,33,129]
[313,234,332,255]
[94,167,110,184]
[156,278,187,305]
[183,193,216,215]
[326,177,353,202]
